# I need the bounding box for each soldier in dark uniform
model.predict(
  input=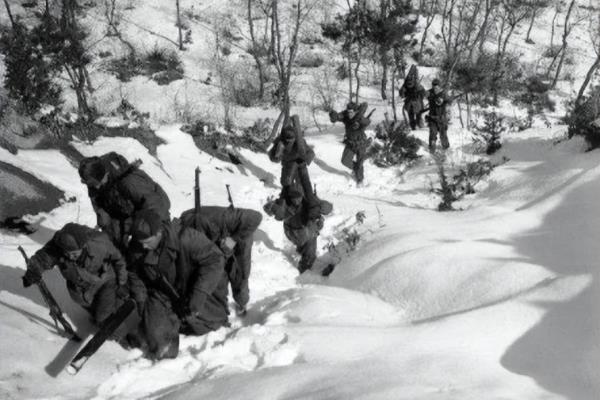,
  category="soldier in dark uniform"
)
[128,211,227,360]
[78,152,171,249]
[426,78,451,152]
[179,206,262,315]
[329,102,371,184]
[22,223,146,325]
[399,65,426,130]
